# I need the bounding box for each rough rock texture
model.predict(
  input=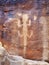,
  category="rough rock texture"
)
[0,9,49,62]
[3,17,43,60]
[0,0,49,62]
[4,57,49,65]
